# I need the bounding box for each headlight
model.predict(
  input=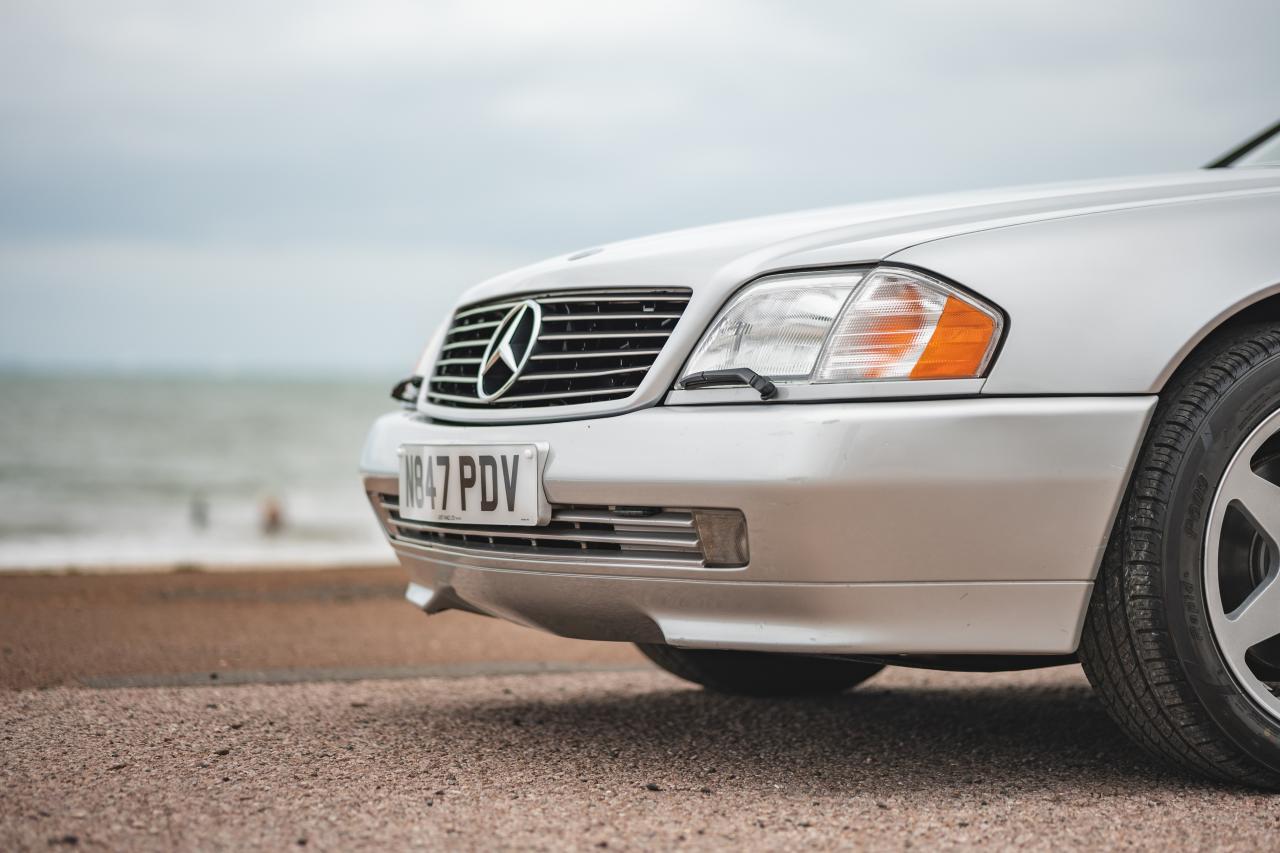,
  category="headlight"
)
[681,267,1002,386]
